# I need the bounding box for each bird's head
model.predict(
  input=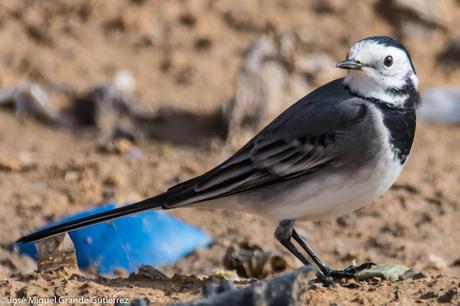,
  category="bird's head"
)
[337,36,418,106]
